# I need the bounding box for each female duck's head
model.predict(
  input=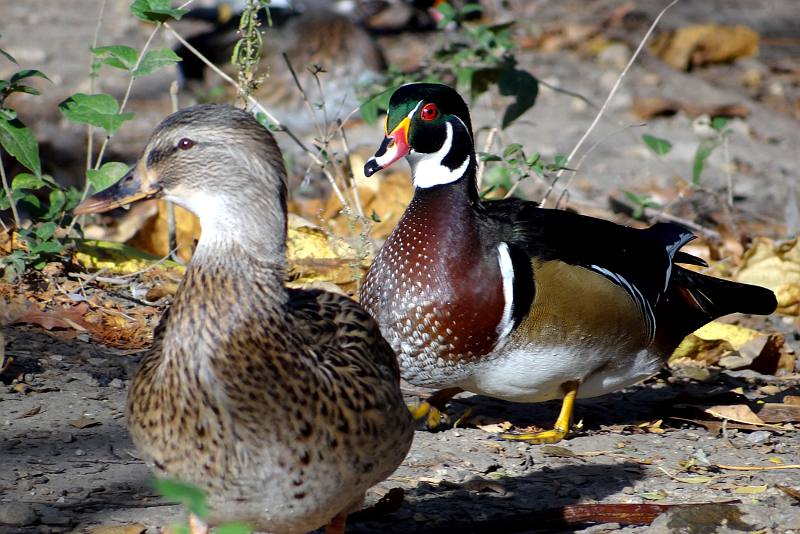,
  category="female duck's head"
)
[76,104,288,259]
